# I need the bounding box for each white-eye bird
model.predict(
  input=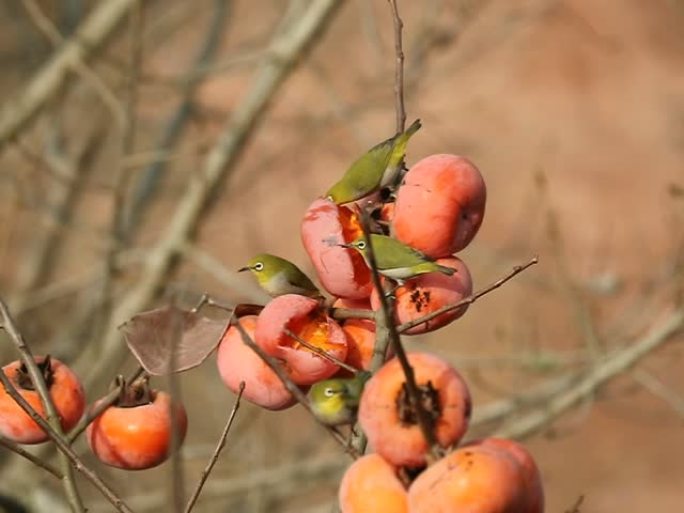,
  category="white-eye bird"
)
[341,234,455,282]
[238,254,322,298]
[326,119,422,204]
[308,372,371,426]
